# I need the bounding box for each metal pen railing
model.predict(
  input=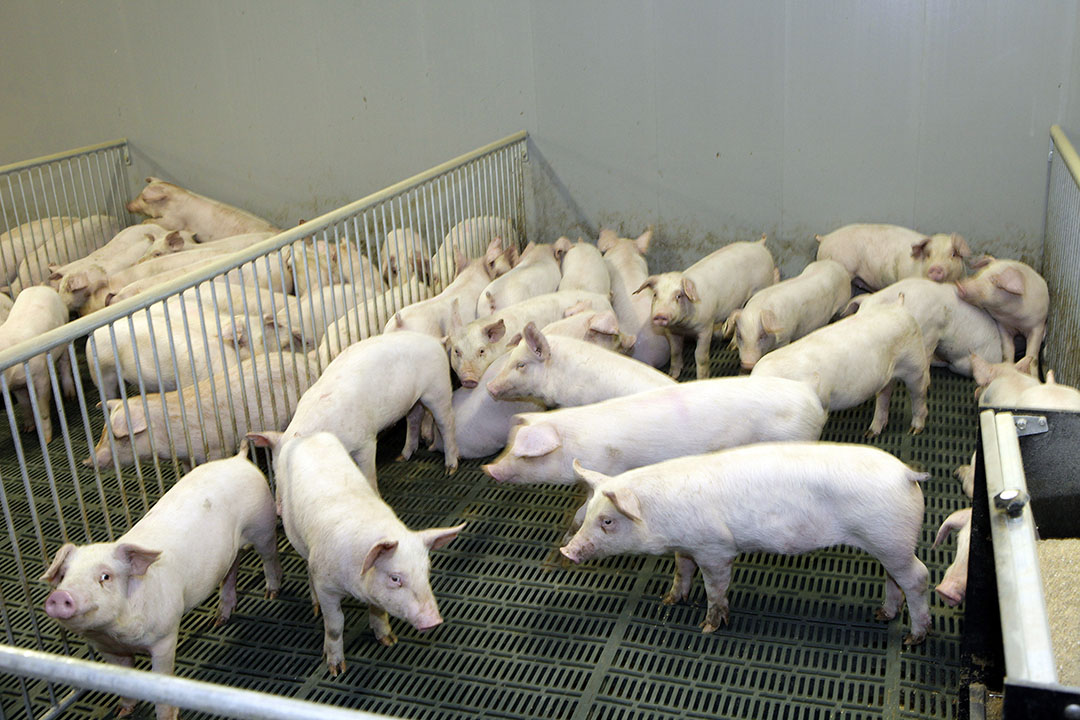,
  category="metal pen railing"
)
[1042,125,1080,386]
[0,130,527,719]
